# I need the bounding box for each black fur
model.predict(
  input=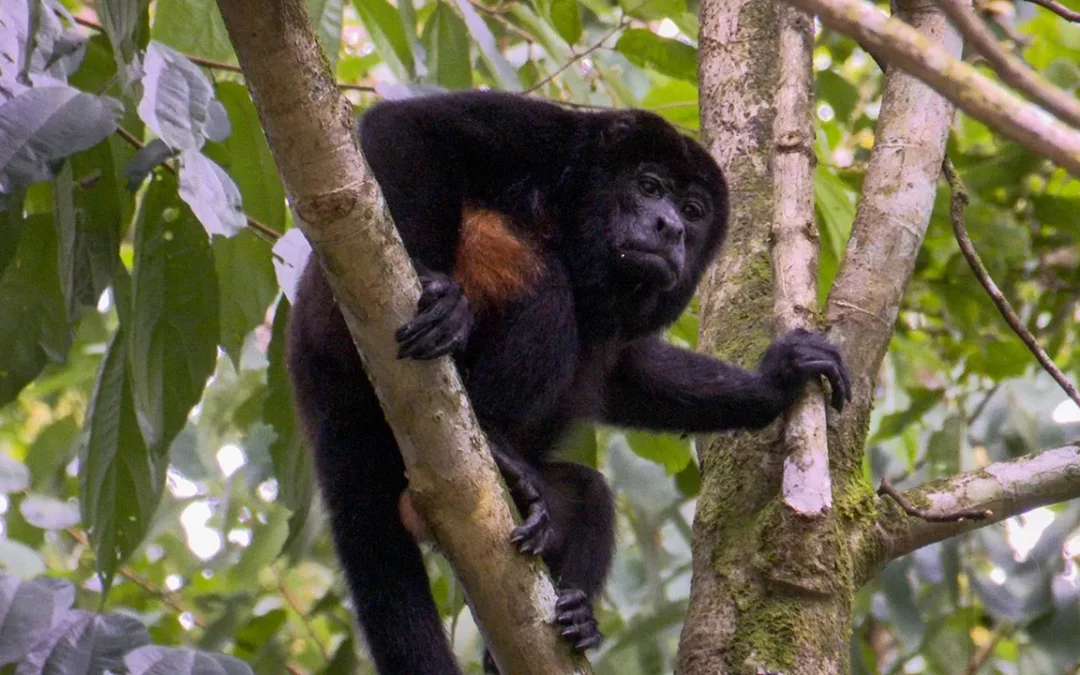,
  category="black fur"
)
[286,91,851,675]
